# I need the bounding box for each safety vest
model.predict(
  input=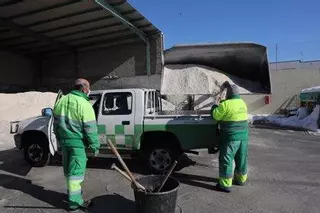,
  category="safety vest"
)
[212,95,249,140]
[53,90,100,149]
